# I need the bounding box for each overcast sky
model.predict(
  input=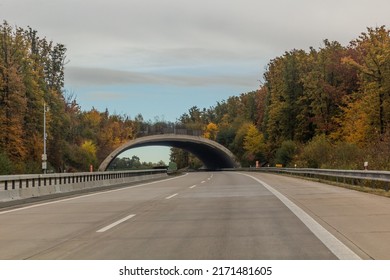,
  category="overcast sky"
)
[2,0,389,163]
